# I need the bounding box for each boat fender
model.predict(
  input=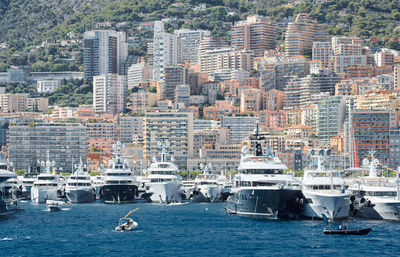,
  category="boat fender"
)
[350,195,355,202]
[367,200,372,207]
[360,198,365,204]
